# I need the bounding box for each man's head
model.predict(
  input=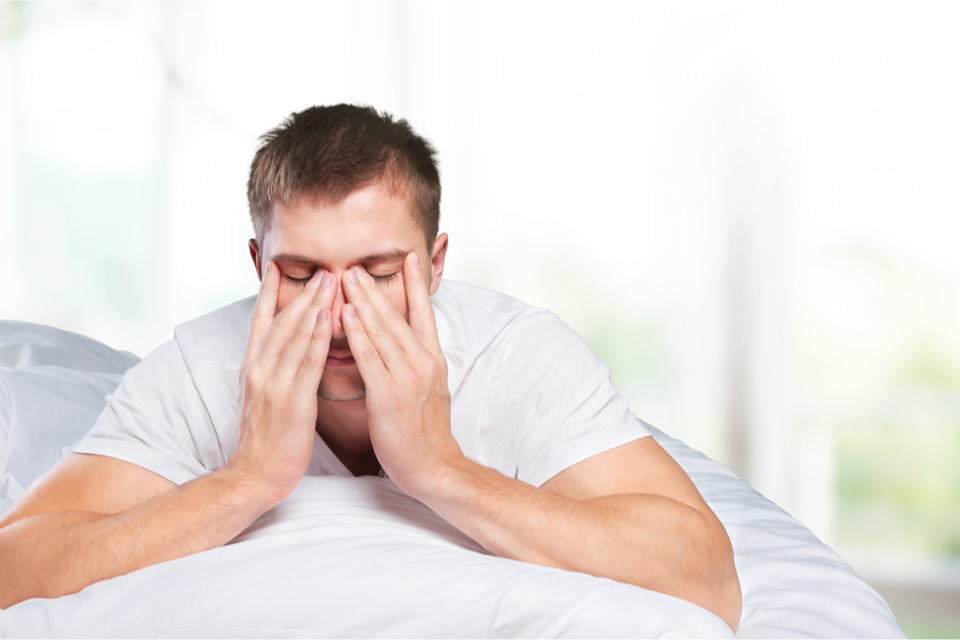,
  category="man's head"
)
[247,104,441,248]
[245,105,448,407]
